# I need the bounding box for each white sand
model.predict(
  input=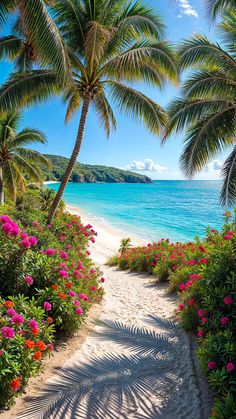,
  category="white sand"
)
[2,205,211,419]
